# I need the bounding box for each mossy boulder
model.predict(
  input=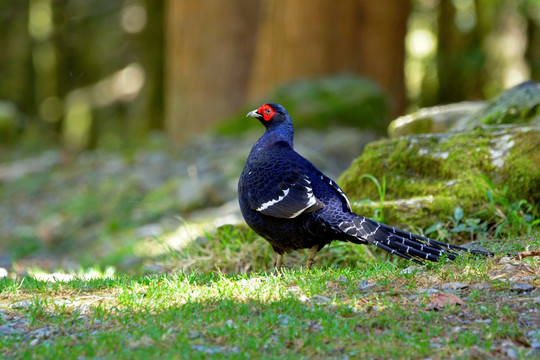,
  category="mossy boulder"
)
[453,81,540,131]
[339,81,540,229]
[215,73,389,135]
[389,81,540,138]
[388,101,486,138]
